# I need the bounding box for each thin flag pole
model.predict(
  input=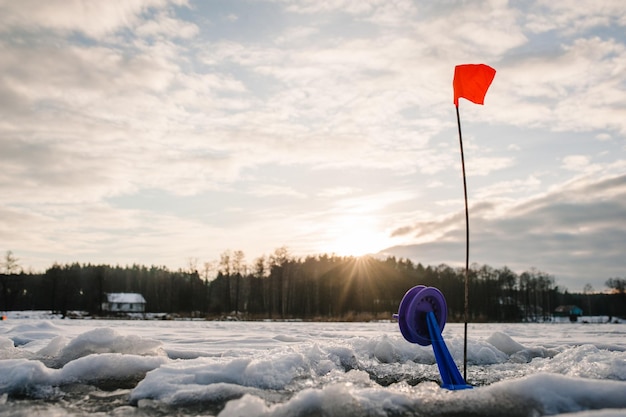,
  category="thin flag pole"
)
[455,105,470,381]
[453,63,495,383]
